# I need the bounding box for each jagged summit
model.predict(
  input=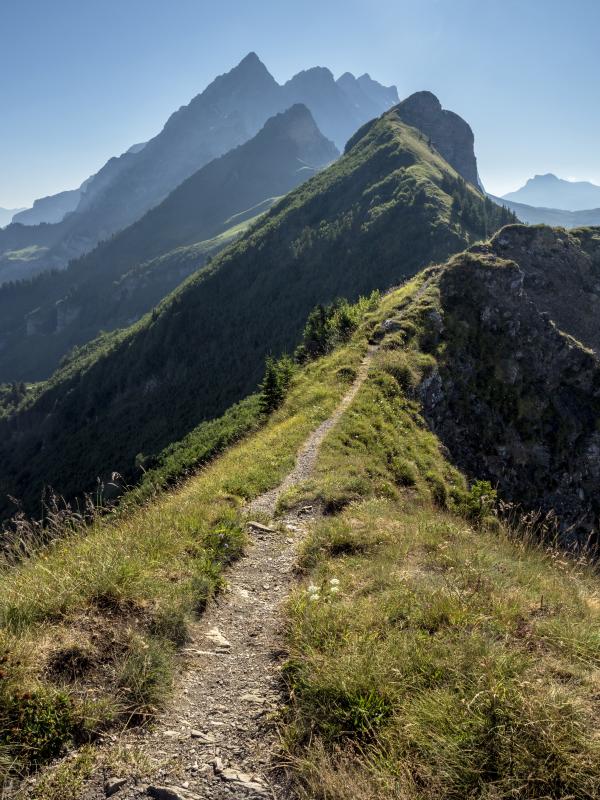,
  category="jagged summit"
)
[285,65,336,84]
[1,54,398,283]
